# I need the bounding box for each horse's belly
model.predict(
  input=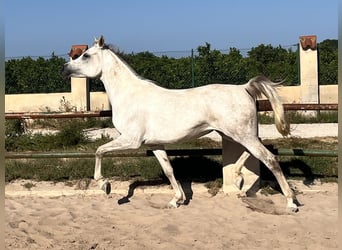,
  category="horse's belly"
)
[143,122,213,145]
